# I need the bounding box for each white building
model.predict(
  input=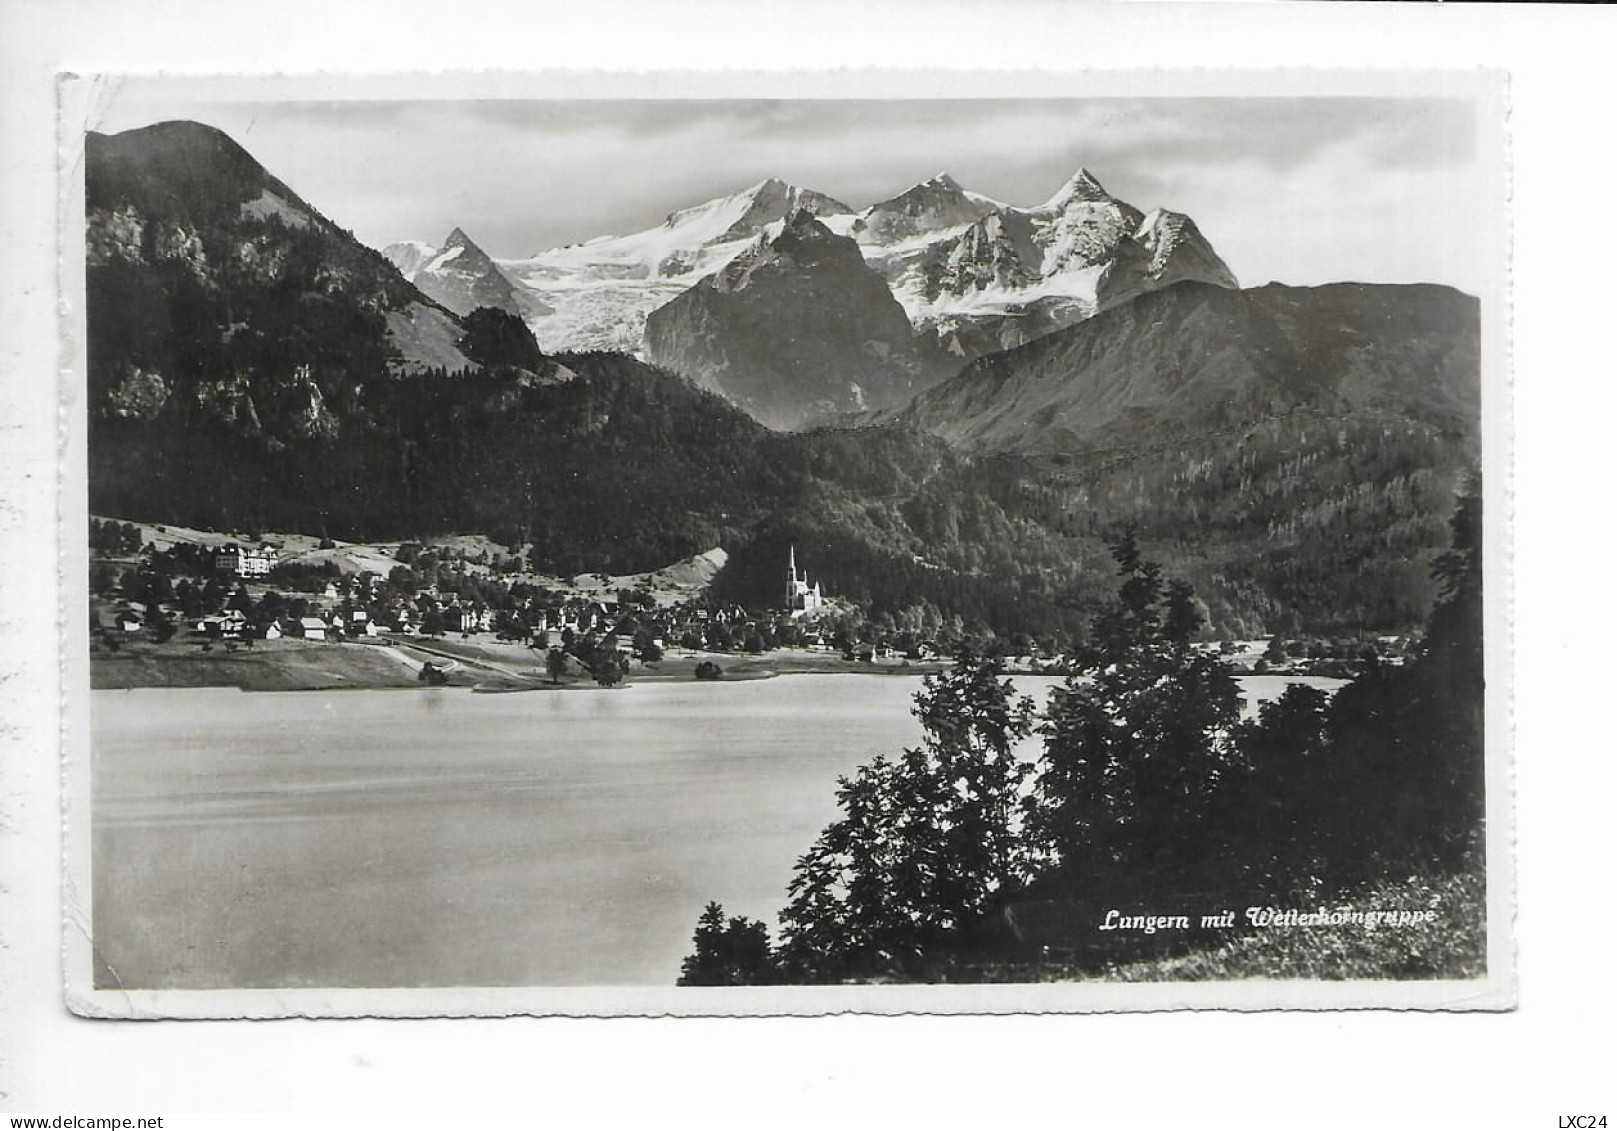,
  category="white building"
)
[784,545,825,618]
[215,543,278,578]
